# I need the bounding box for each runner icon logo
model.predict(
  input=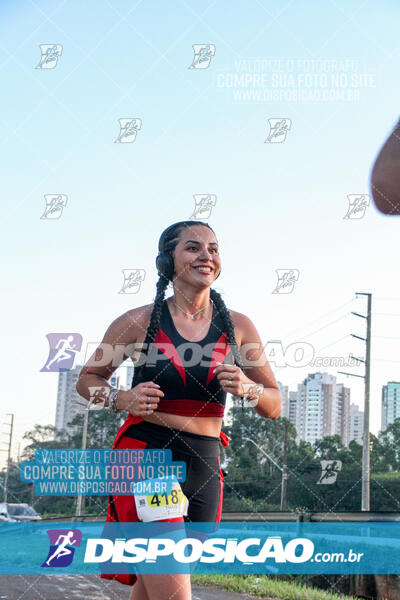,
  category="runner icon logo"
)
[41,529,82,568]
